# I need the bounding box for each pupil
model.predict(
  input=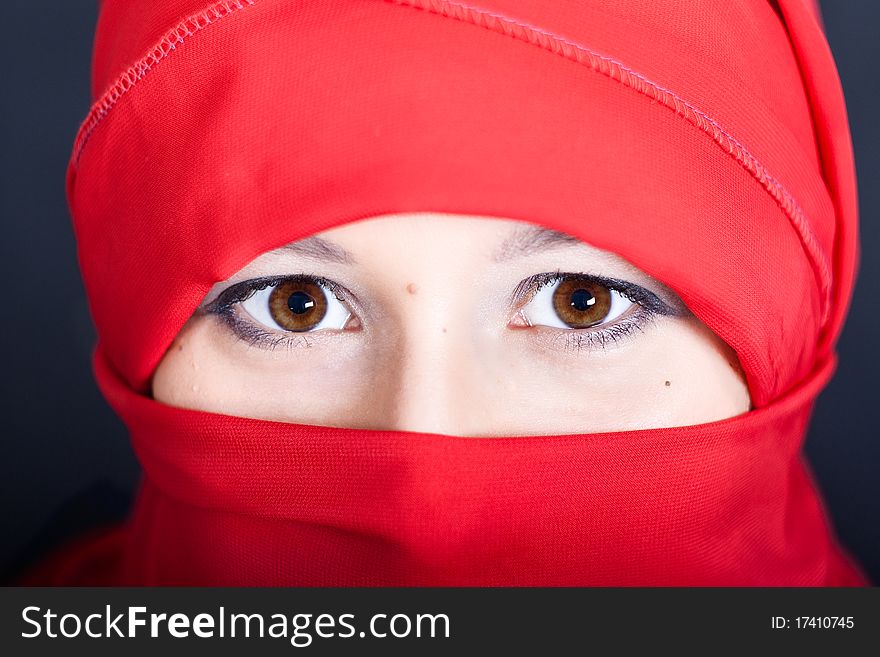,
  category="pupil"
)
[287,291,315,314]
[570,288,595,312]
